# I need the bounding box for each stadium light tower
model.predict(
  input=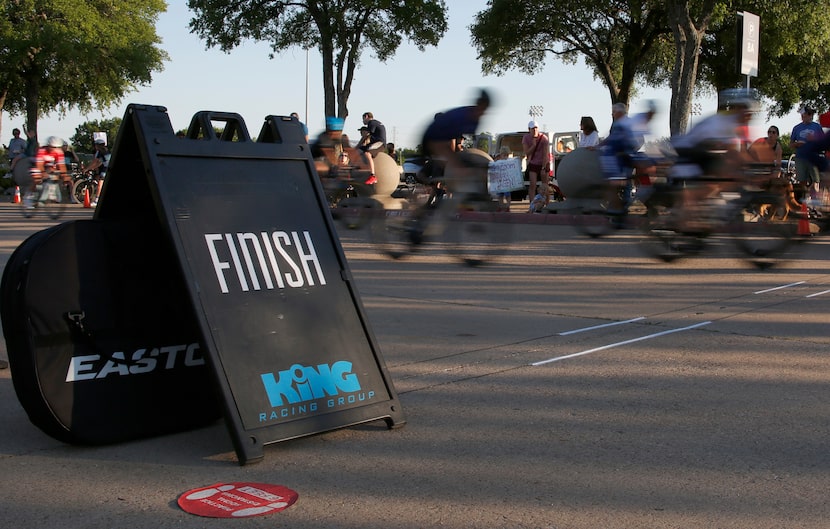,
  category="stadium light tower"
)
[529,105,544,120]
